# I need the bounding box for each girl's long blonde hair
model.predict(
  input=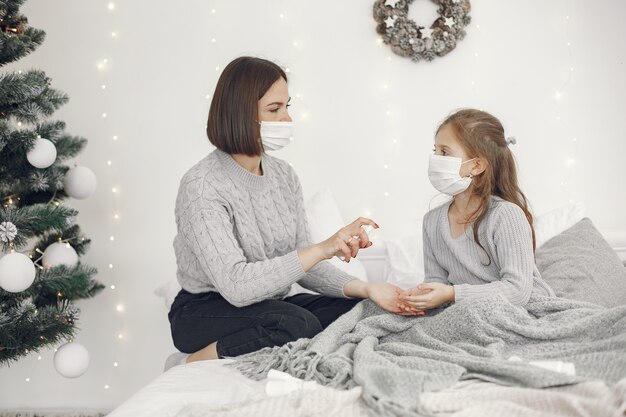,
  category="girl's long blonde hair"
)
[438,109,535,262]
